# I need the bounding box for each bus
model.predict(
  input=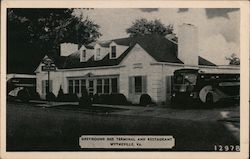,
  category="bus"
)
[171,69,240,105]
